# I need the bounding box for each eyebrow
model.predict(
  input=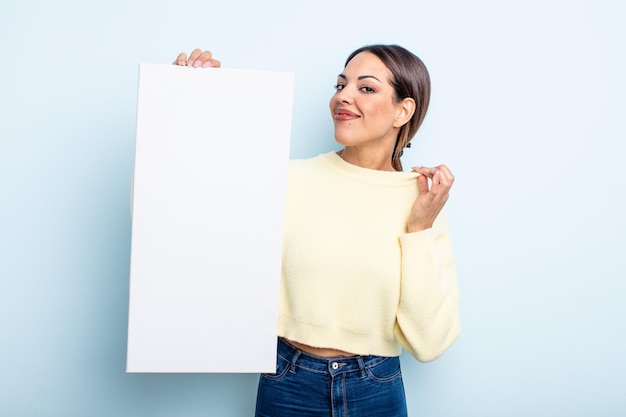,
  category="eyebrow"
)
[337,74,382,83]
